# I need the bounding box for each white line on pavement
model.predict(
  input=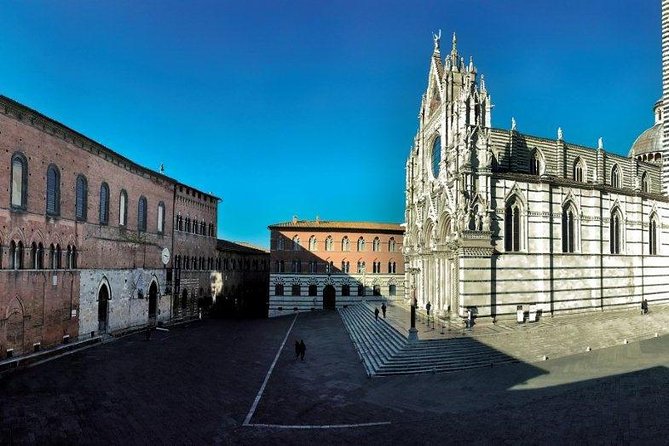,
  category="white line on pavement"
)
[247,421,392,429]
[242,313,298,426]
